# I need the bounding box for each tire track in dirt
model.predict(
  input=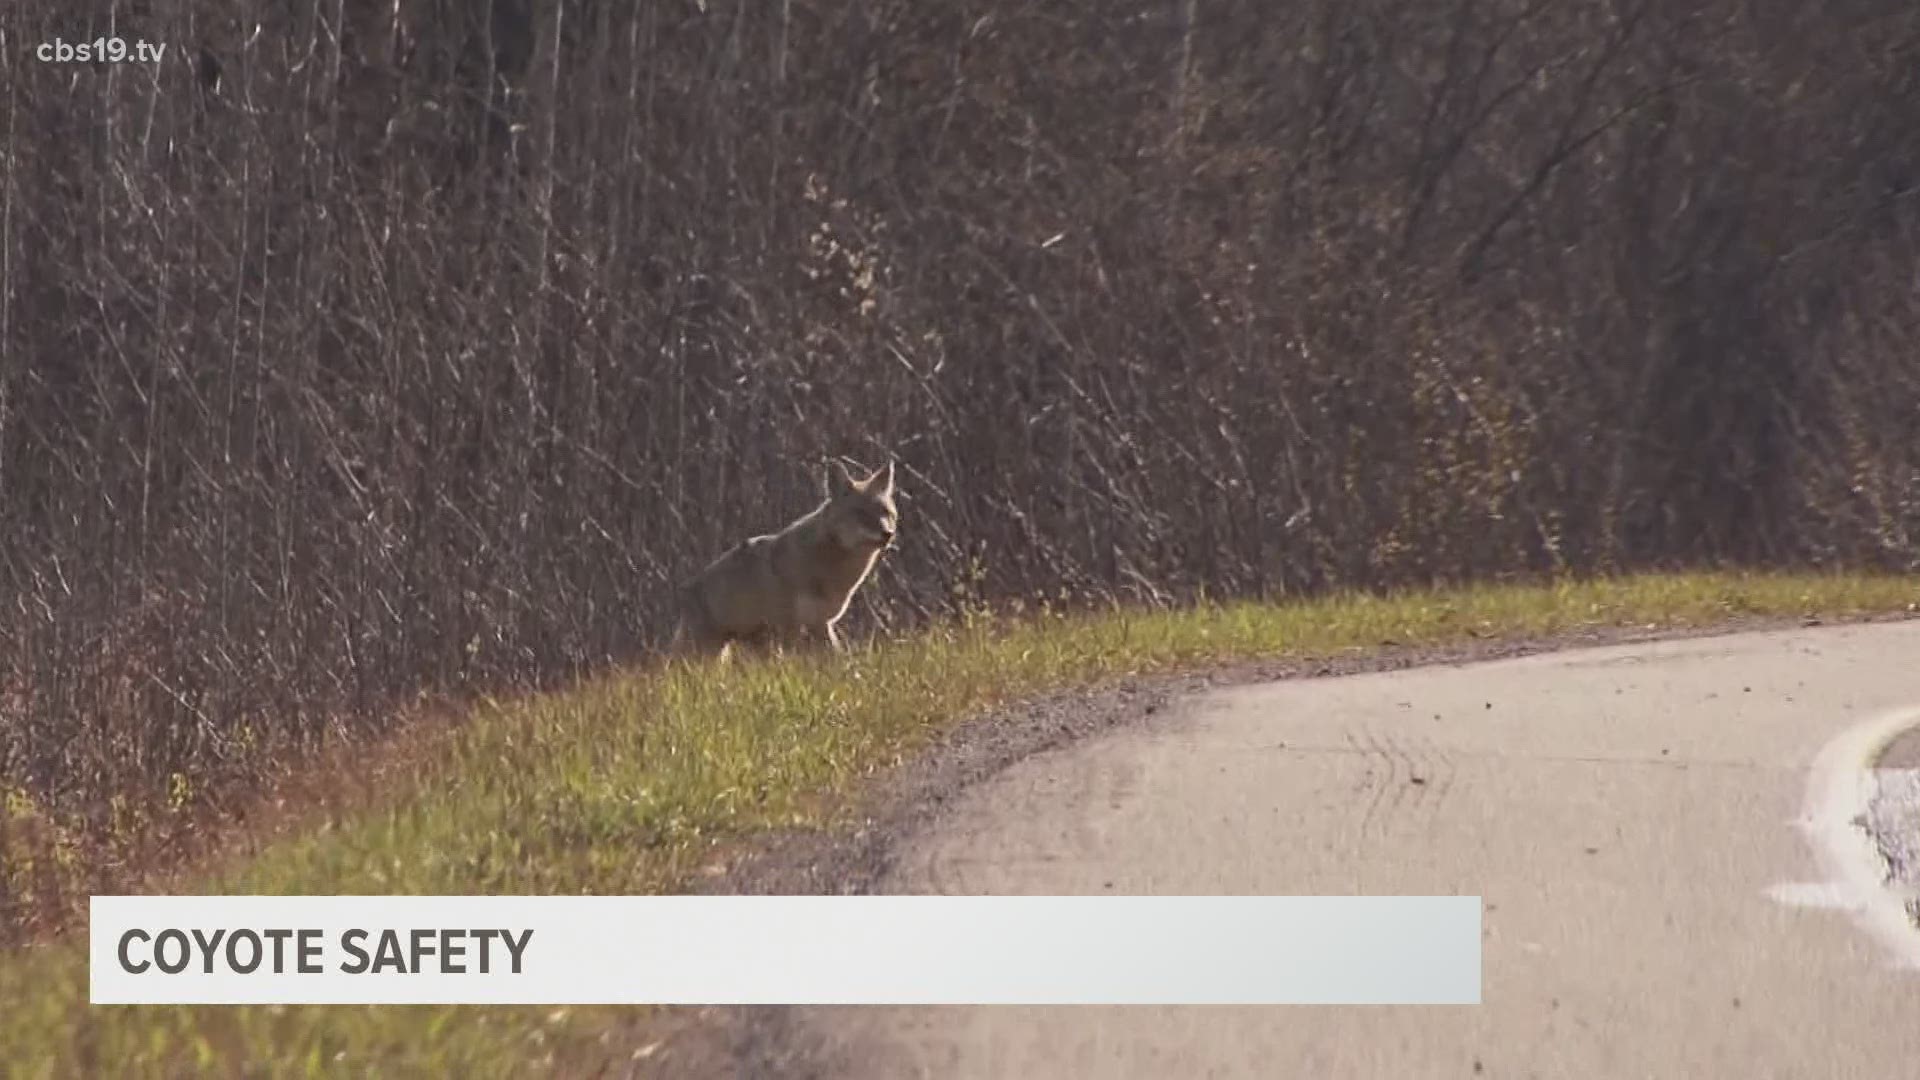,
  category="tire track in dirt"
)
[1349,726,1459,839]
